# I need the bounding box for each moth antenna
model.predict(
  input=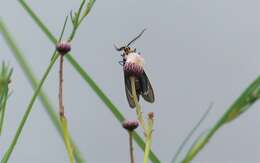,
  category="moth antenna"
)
[127,28,146,47]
